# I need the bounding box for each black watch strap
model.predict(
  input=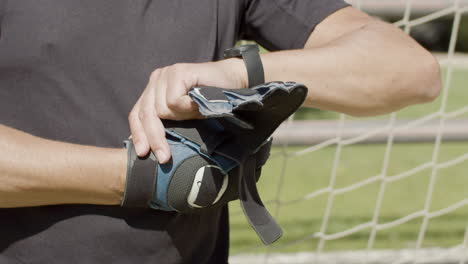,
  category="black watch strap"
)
[224,44,264,88]
[121,139,157,207]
